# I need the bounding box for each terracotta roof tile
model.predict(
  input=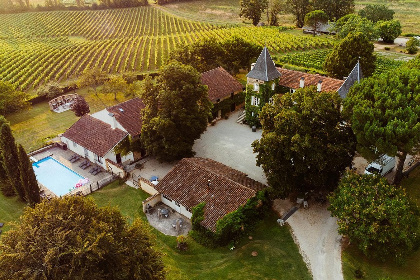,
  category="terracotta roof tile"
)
[201,67,243,103]
[62,115,127,157]
[277,68,344,92]
[107,98,145,136]
[155,158,266,232]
